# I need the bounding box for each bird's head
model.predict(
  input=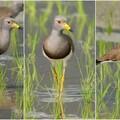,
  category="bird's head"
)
[53,15,73,32]
[2,17,22,30]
